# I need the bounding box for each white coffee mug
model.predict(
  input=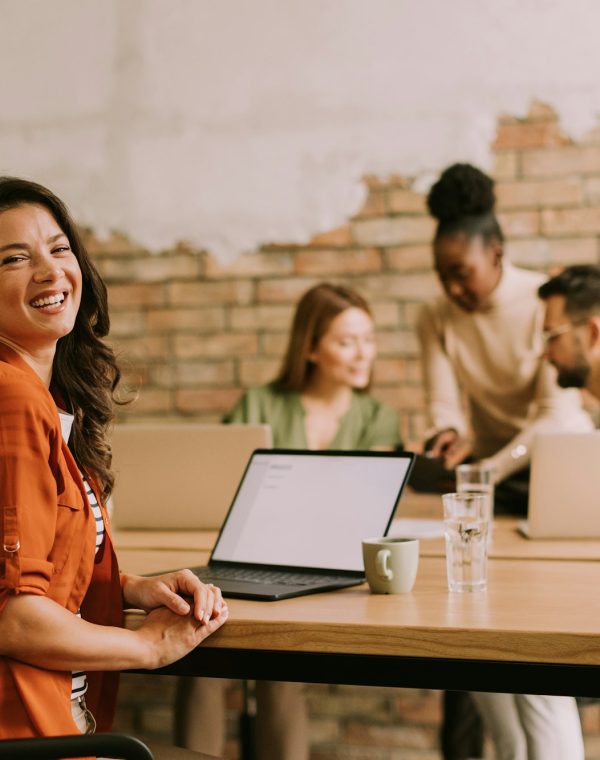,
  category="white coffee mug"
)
[362,537,419,594]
